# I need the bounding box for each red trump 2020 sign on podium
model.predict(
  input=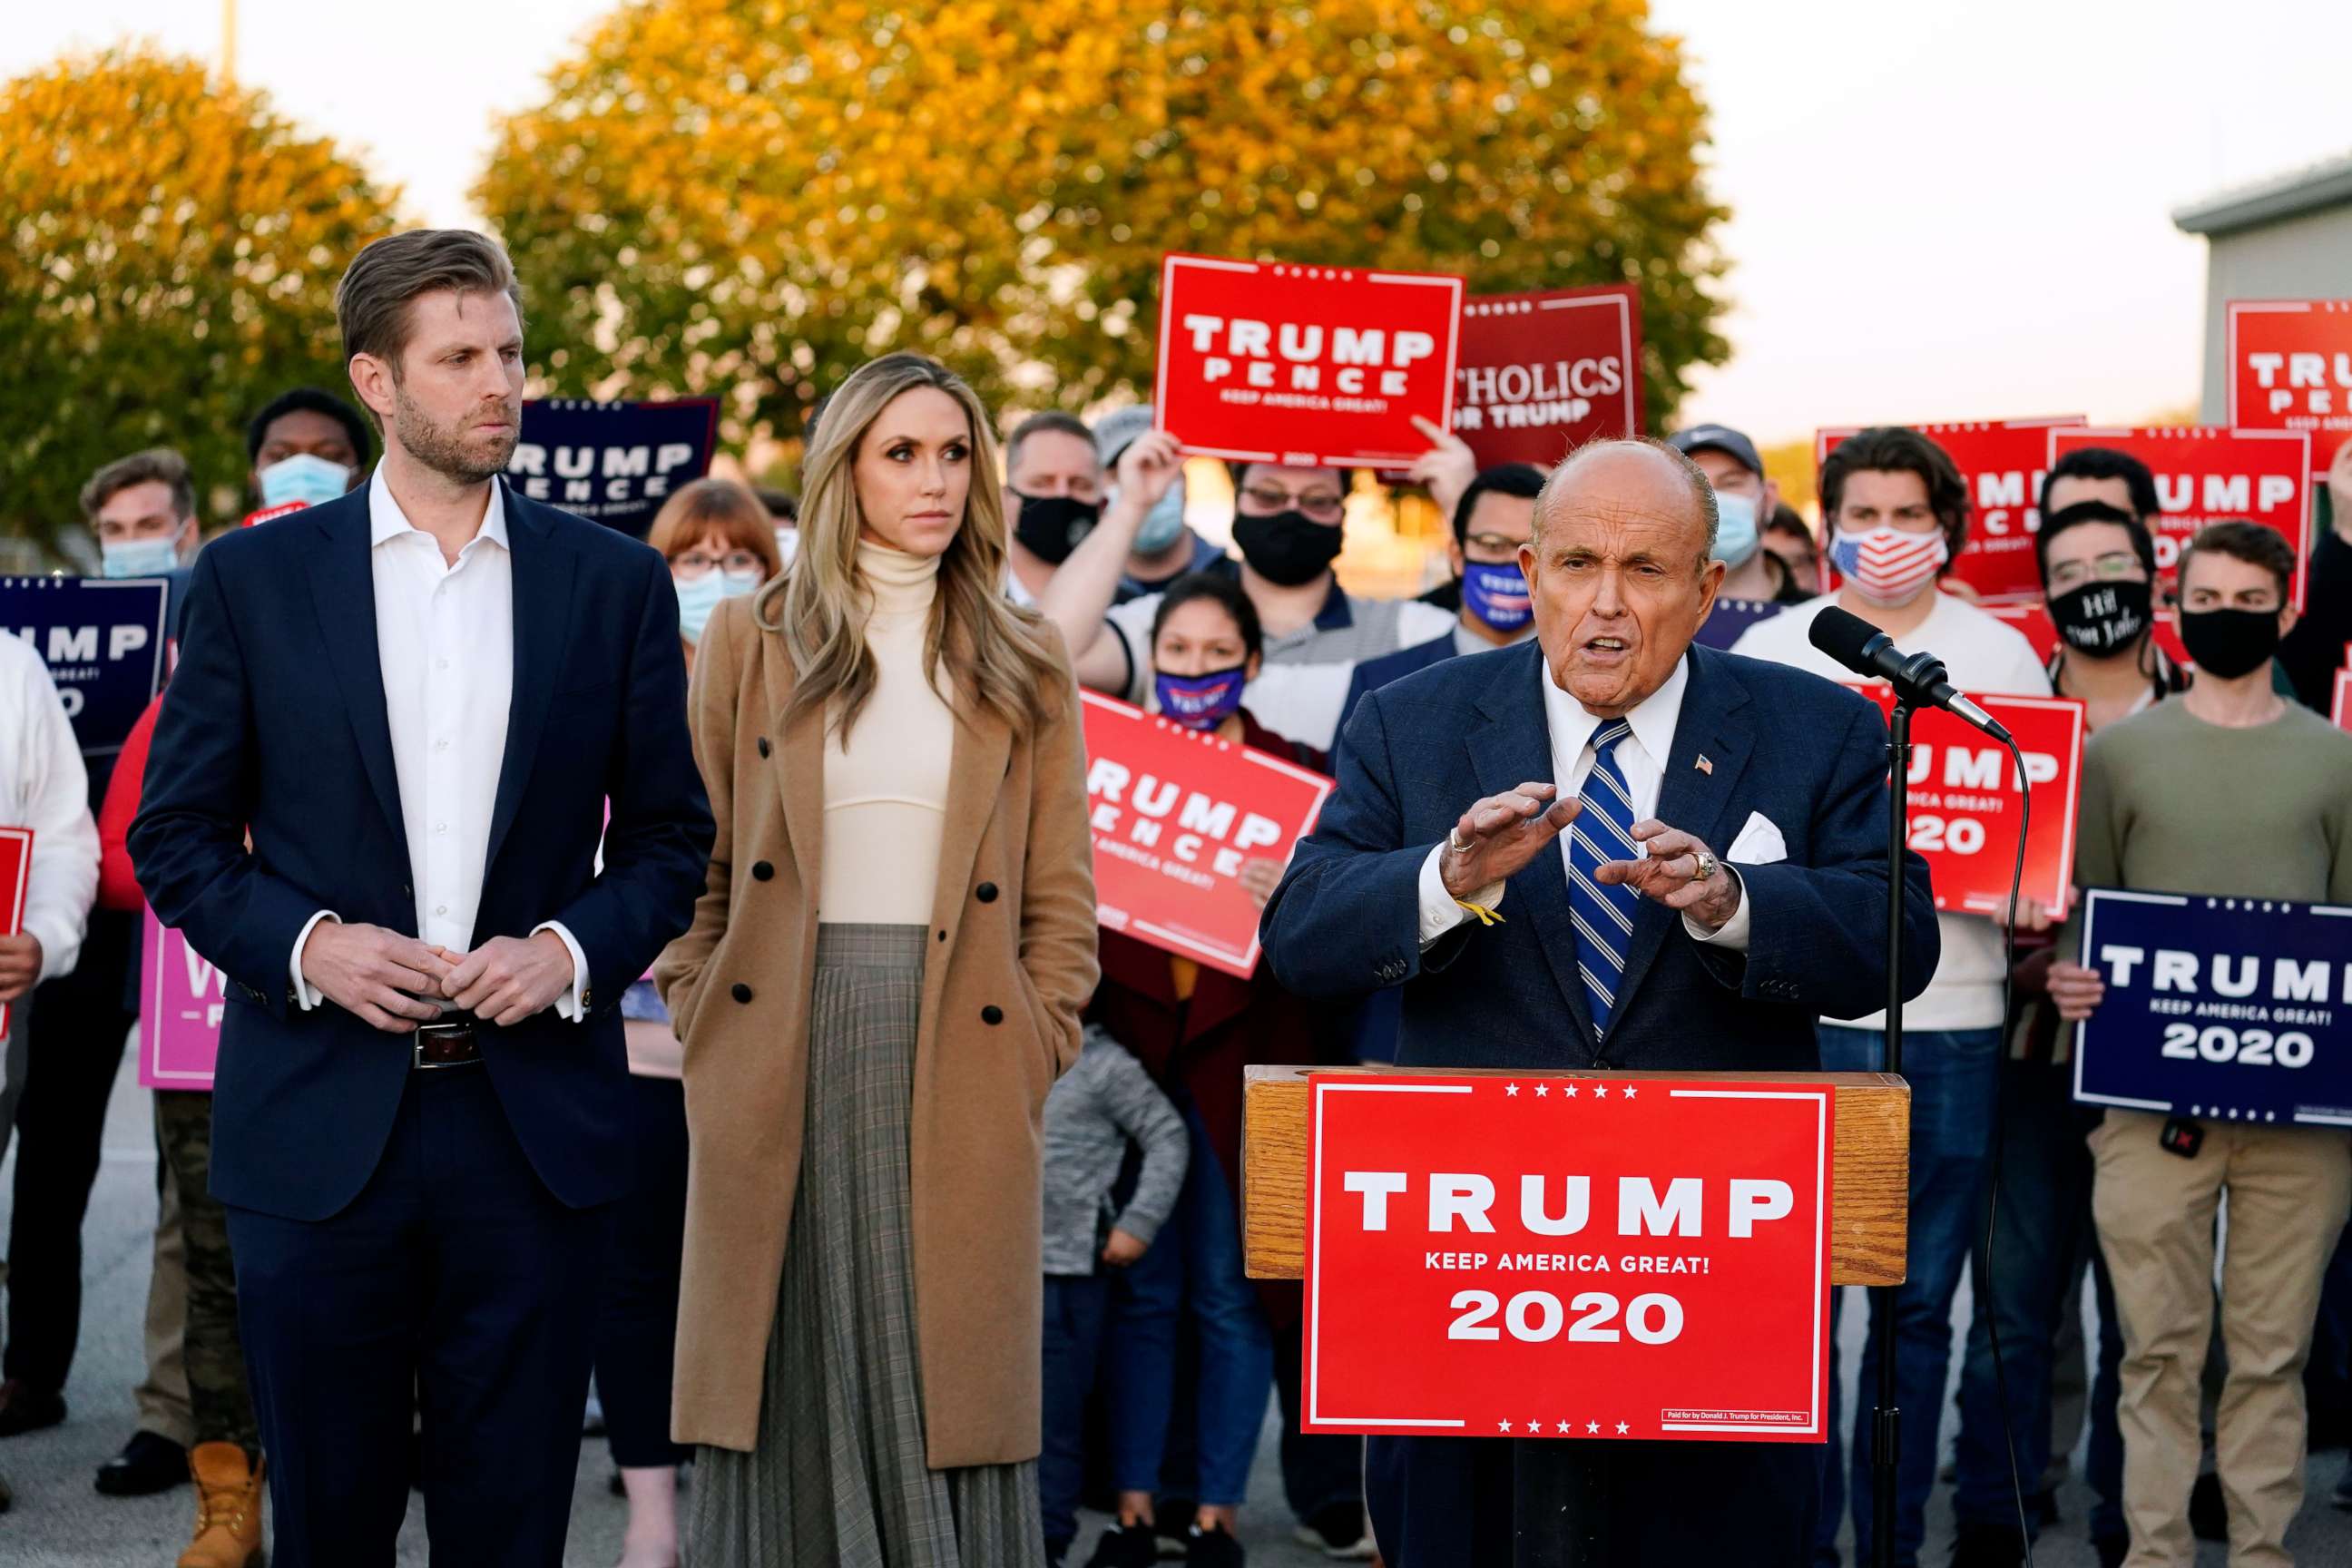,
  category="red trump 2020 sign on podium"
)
[1154,253,1464,470]
[1302,1073,1832,1443]
[1080,692,1333,981]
